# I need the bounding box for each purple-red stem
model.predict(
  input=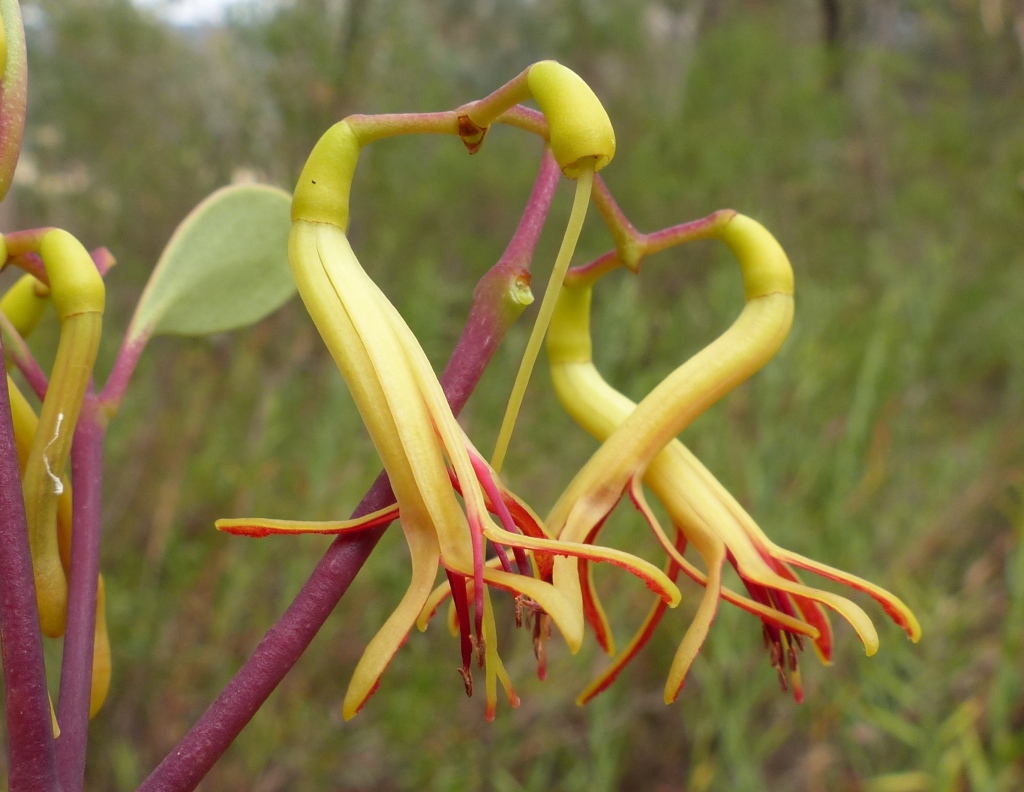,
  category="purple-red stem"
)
[439,150,560,397]
[137,149,561,792]
[565,210,737,285]
[0,310,50,400]
[55,393,105,792]
[138,477,392,792]
[0,341,60,791]
[99,335,144,417]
